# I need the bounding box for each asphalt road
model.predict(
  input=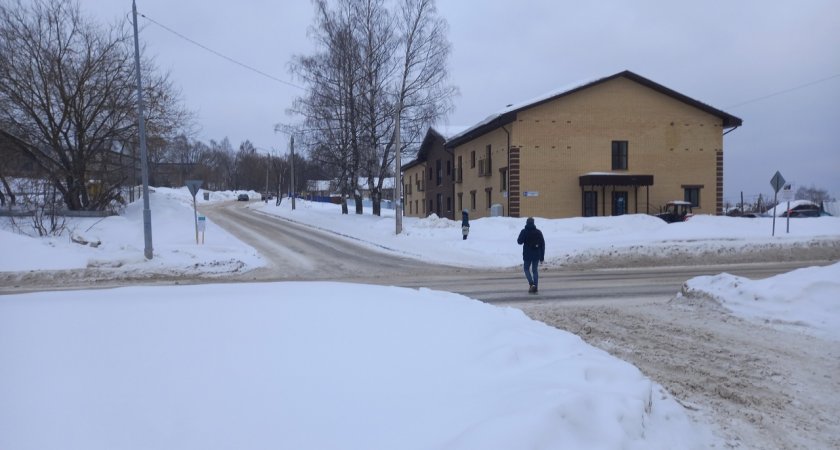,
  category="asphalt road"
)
[201,201,827,304]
